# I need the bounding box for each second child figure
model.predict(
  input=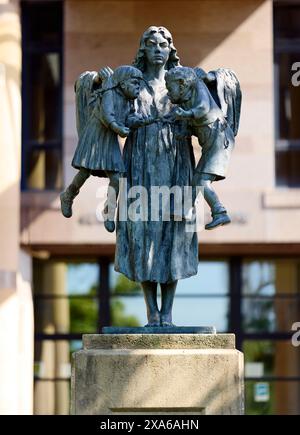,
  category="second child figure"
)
[60,65,144,232]
[165,66,241,230]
